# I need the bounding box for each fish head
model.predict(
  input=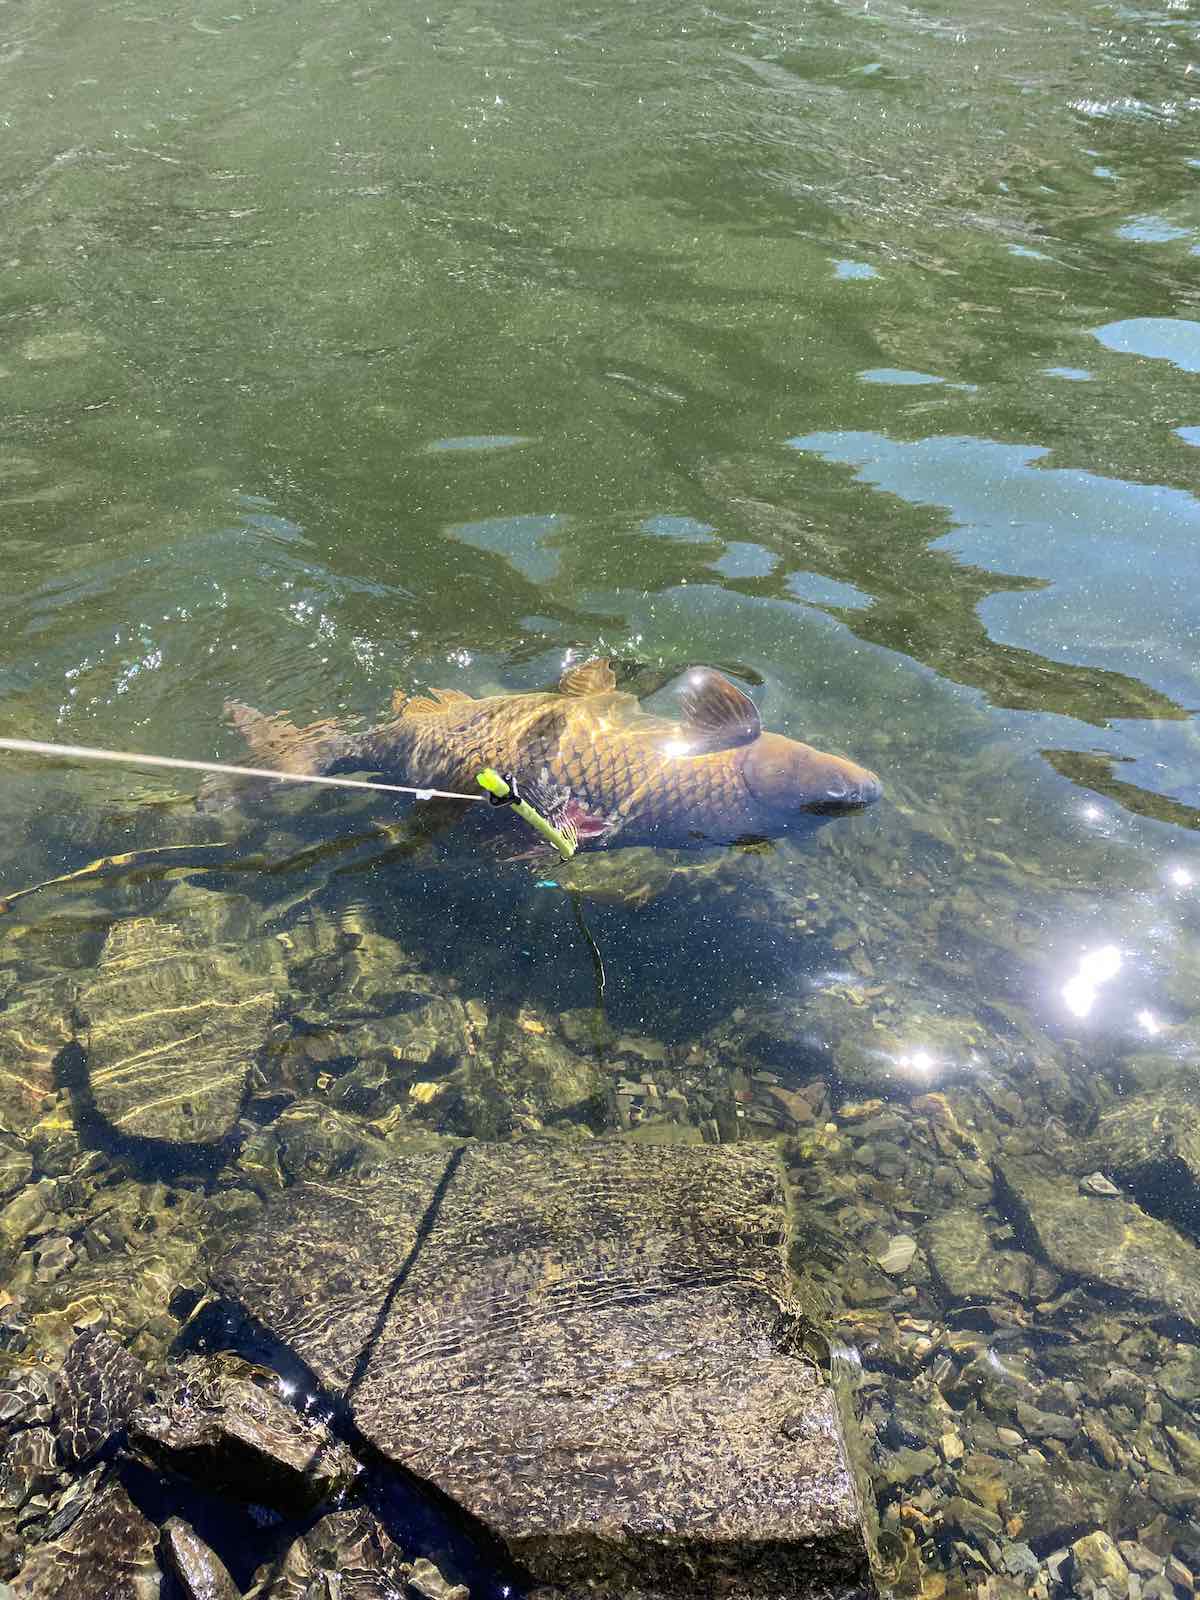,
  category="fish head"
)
[742,731,882,829]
